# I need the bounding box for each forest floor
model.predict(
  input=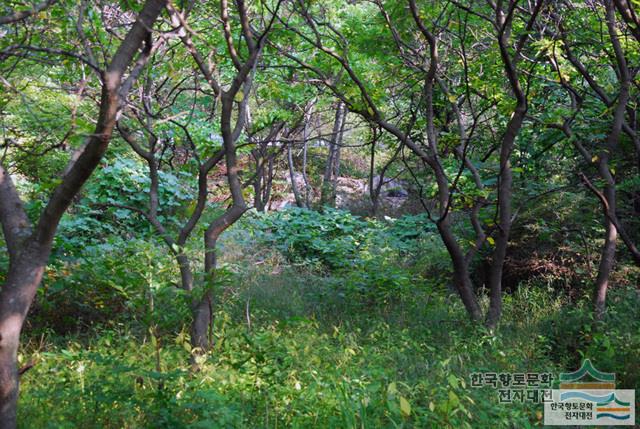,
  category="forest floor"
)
[18,209,640,429]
